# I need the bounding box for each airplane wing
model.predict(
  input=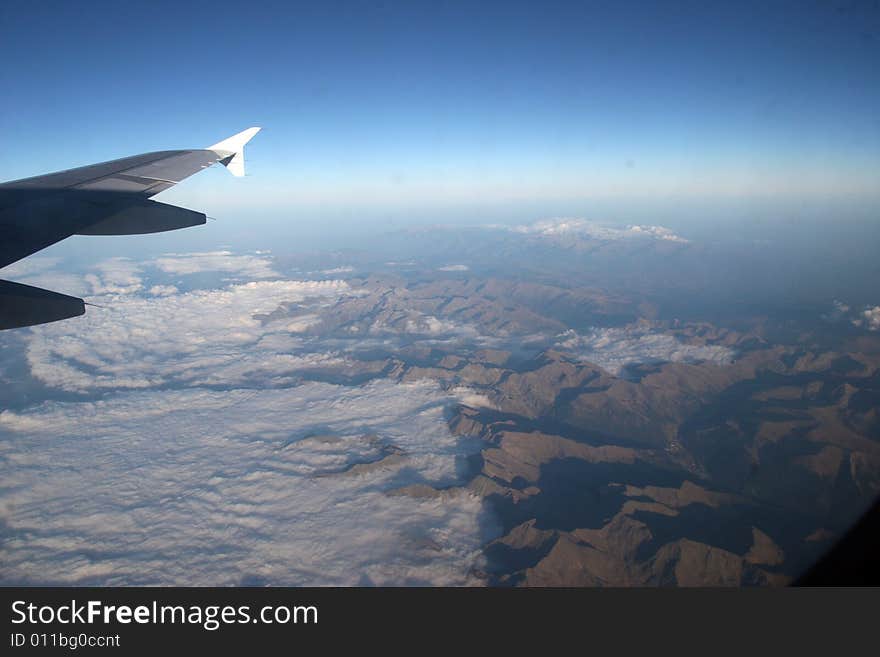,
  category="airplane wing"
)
[0,127,260,329]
